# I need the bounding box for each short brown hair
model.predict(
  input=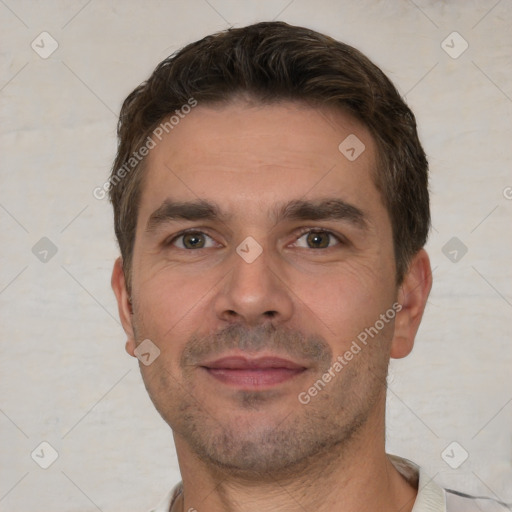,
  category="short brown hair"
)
[109,21,429,290]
